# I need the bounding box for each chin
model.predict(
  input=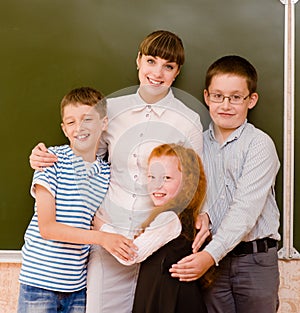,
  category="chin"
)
[153,200,168,206]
